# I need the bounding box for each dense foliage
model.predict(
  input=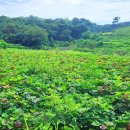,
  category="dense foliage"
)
[0,49,130,130]
[0,40,25,49]
[0,16,130,48]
